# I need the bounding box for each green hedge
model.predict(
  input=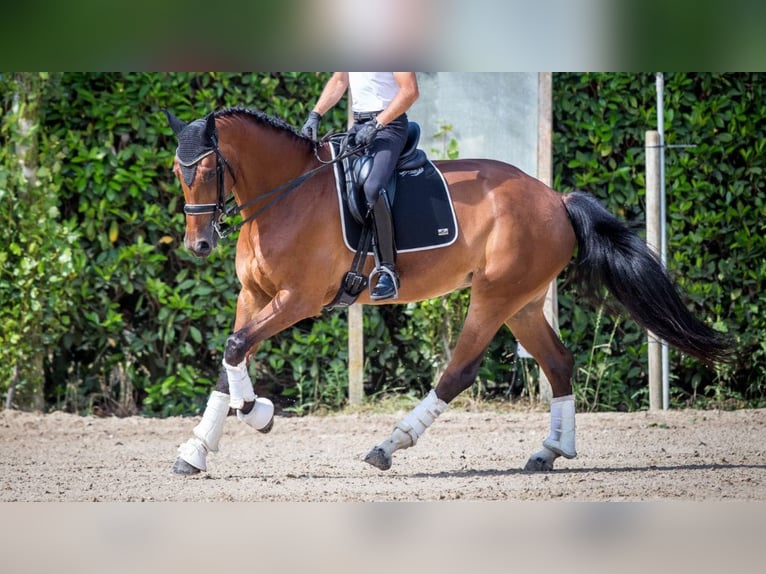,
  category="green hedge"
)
[0,73,763,416]
[0,73,84,410]
[553,73,765,409]
[1,72,348,416]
